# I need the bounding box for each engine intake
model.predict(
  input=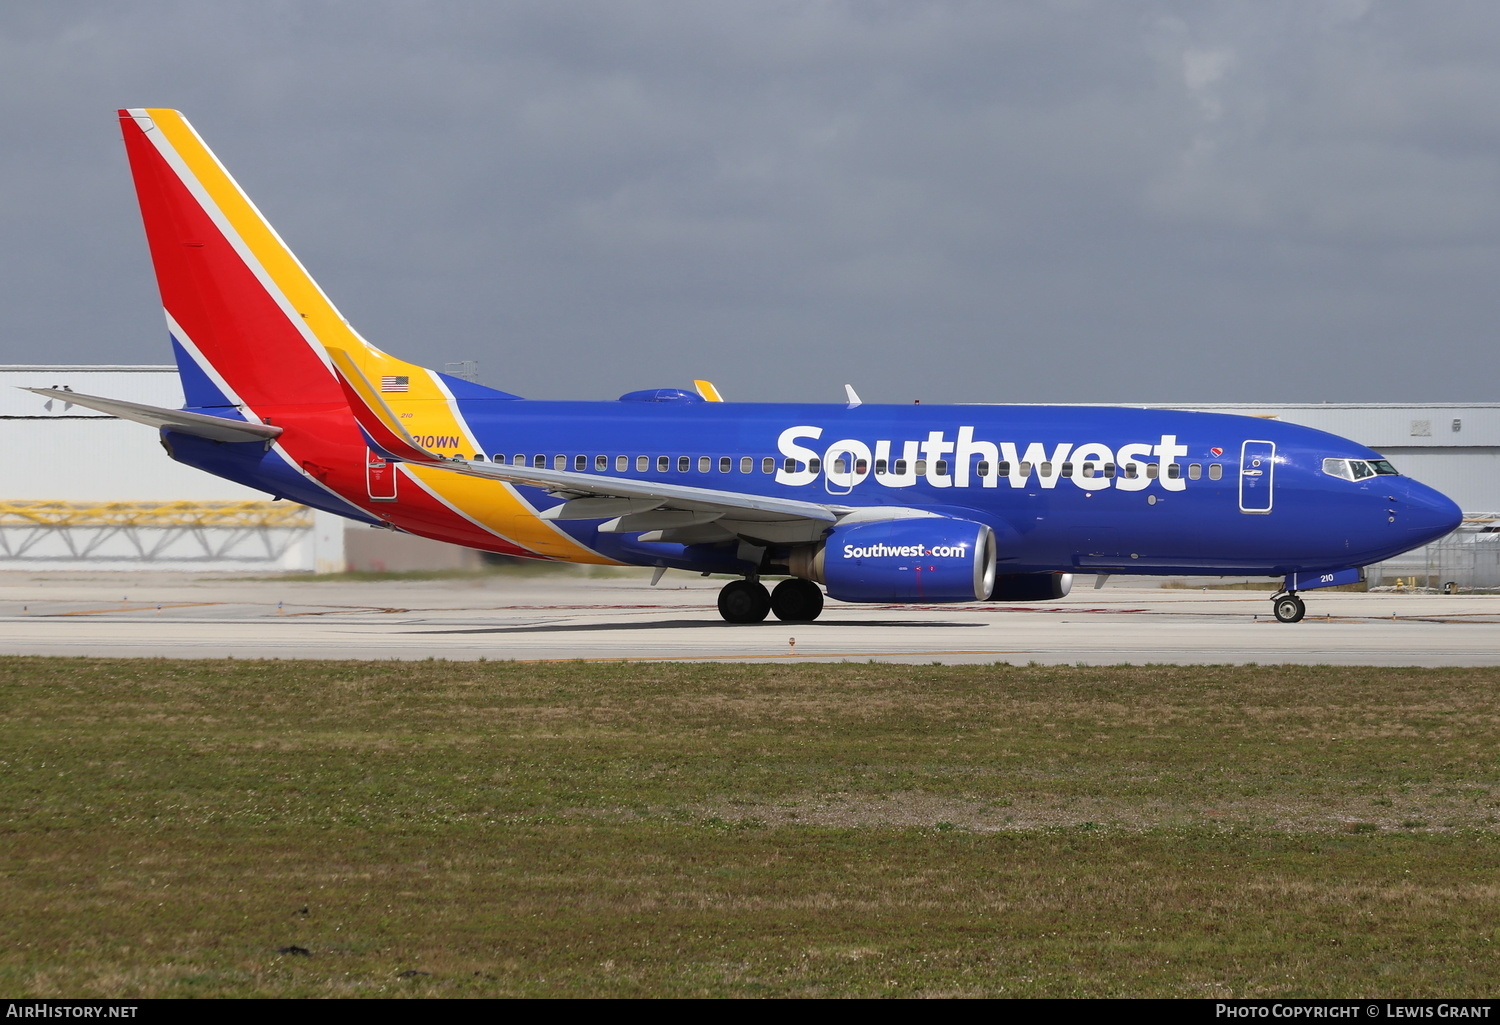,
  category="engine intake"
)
[789,516,996,603]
